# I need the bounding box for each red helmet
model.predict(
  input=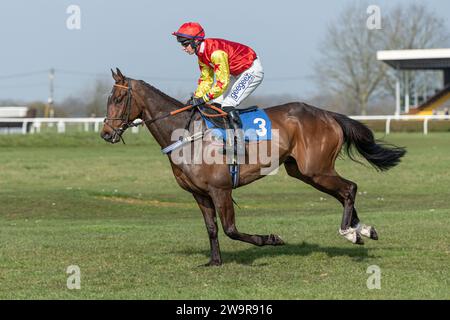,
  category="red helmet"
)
[172,22,205,40]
